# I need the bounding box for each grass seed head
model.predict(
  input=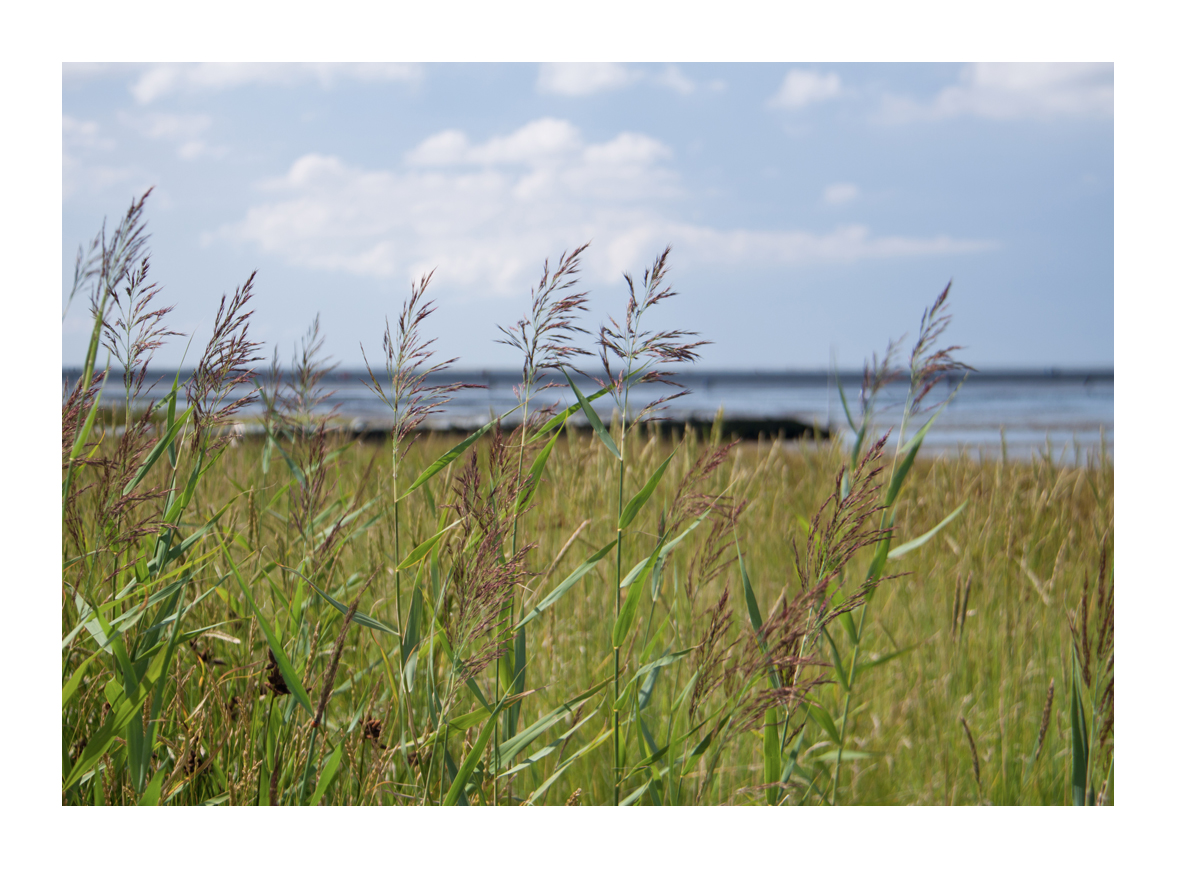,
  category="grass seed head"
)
[960,716,982,791]
[362,271,483,456]
[597,246,709,424]
[187,273,262,449]
[497,242,593,399]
